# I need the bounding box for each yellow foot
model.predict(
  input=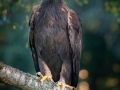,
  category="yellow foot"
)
[40,75,53,83]
[56,81,74,90]
[37,72,53,84]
